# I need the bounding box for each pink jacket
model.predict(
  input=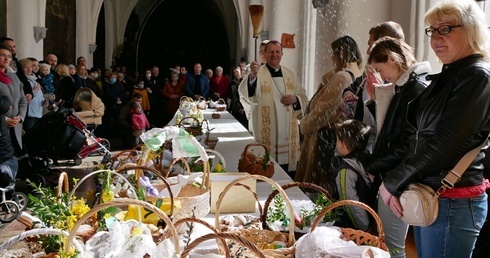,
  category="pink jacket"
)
[131,111,150,131]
